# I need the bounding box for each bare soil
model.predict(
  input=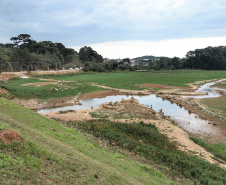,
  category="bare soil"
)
[30,69,81,75]
[12,95,80,110]
[22,82,58,87]
[79,90,120,100]
[0,129,23,144]
[0,72,28,81]
[140,83,190,90]
[43,109,93,122]
[90,83,153,95]
[0,87,10,97]
[157,94,226,143]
